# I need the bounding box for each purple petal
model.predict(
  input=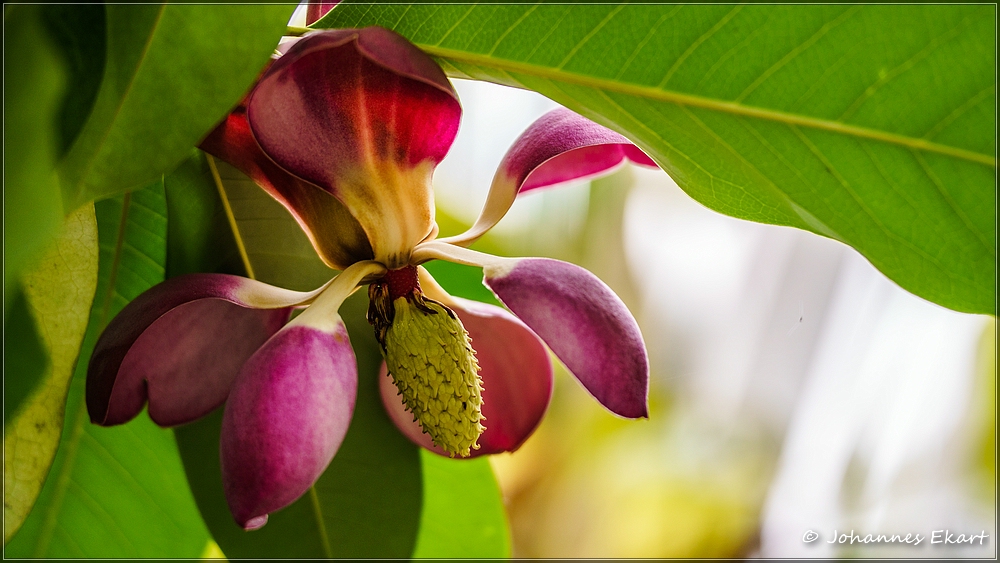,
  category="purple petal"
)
[305,2,338,25]
[484,259,649,419]
[442,108,657,246]
[380,297,553,457]
[220,320,357,530]
[247,28,461,267]
[512,109,657,193]
[86,274,312,427]
[200,107,373,271]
